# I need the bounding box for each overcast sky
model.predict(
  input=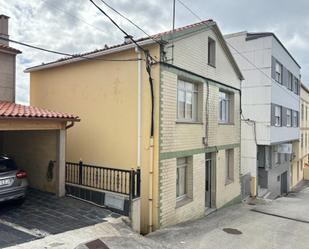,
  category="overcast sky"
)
[1,0,308,104]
